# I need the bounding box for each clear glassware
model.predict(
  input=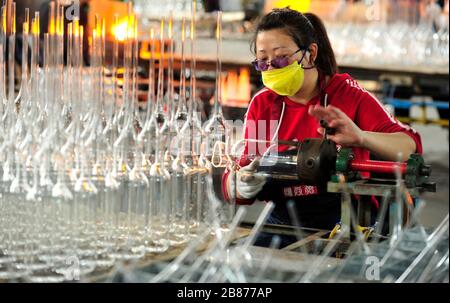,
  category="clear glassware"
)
[0,1,228,282]
[203,11,227,163]
[177,3,211,236]
[173,17,189,132]
[110,16,145,261]
[137,28,157,166]
[143,19,171,254]
[201,11,233,228]
[146,146,171,253]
